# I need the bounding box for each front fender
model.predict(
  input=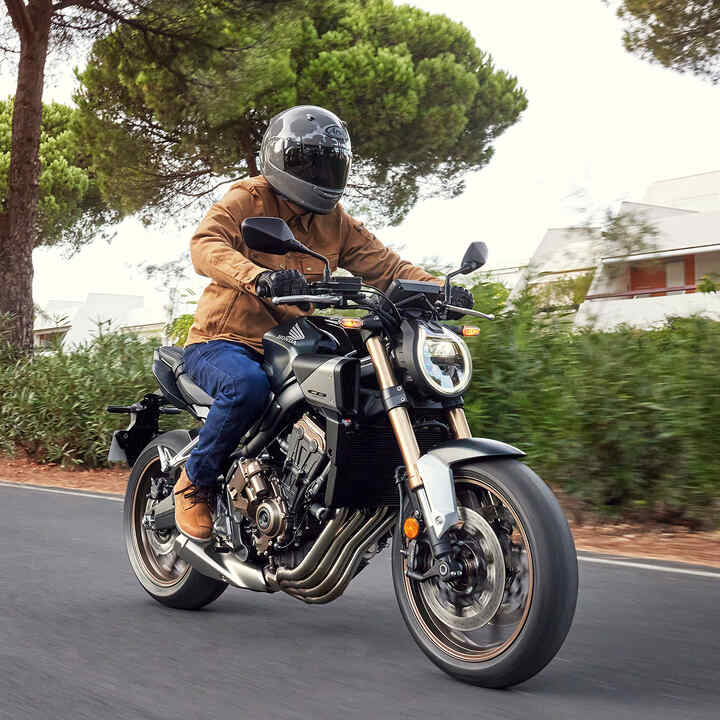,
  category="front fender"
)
[425,438,525,467]
[415,438,525,539]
